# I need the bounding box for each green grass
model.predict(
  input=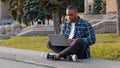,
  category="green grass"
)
[0,36,52,52]
[91,33,120,61]
[0,33,120,61]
